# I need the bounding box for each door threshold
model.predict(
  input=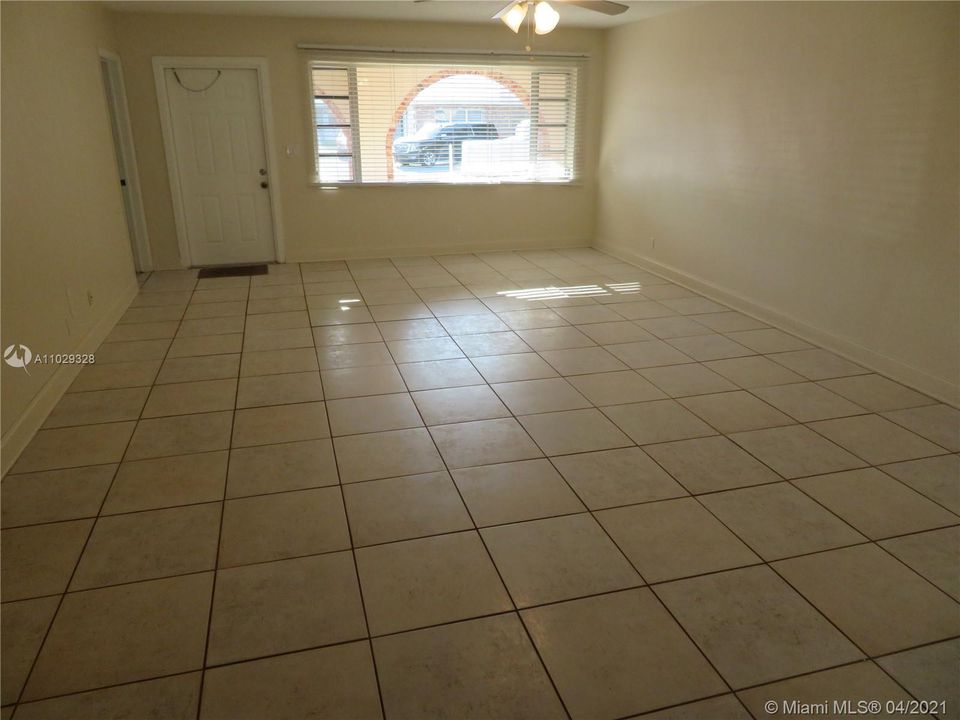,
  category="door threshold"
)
[196,264,269,279]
